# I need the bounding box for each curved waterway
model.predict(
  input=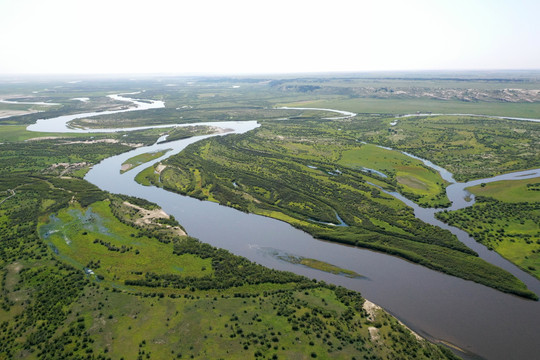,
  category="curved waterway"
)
[25,97,540,360]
